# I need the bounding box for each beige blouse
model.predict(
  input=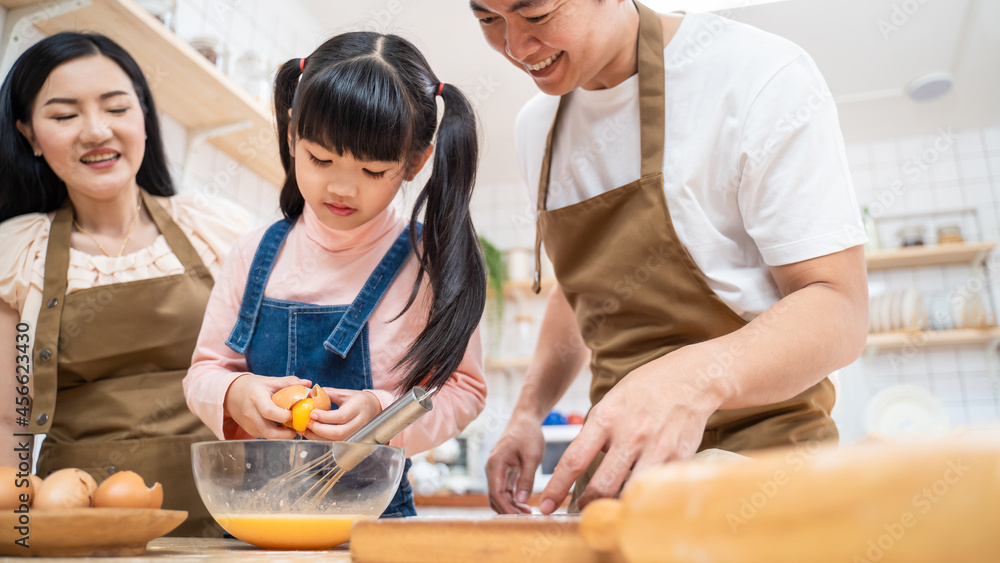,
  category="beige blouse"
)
[0,194,251,349]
